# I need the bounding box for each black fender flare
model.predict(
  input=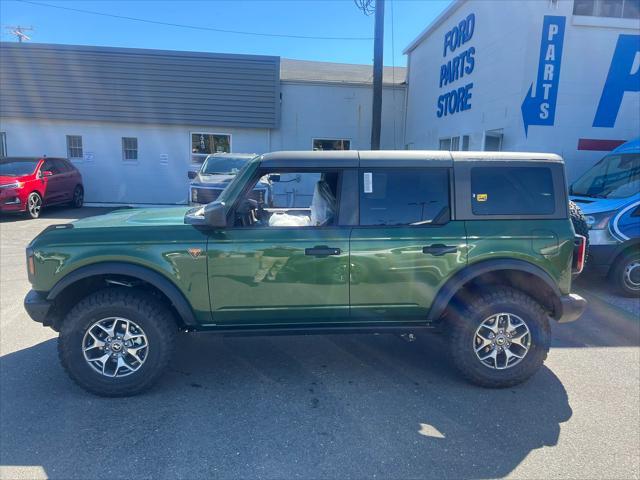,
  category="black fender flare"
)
[426,258,562,322]
[47,262,198,326]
